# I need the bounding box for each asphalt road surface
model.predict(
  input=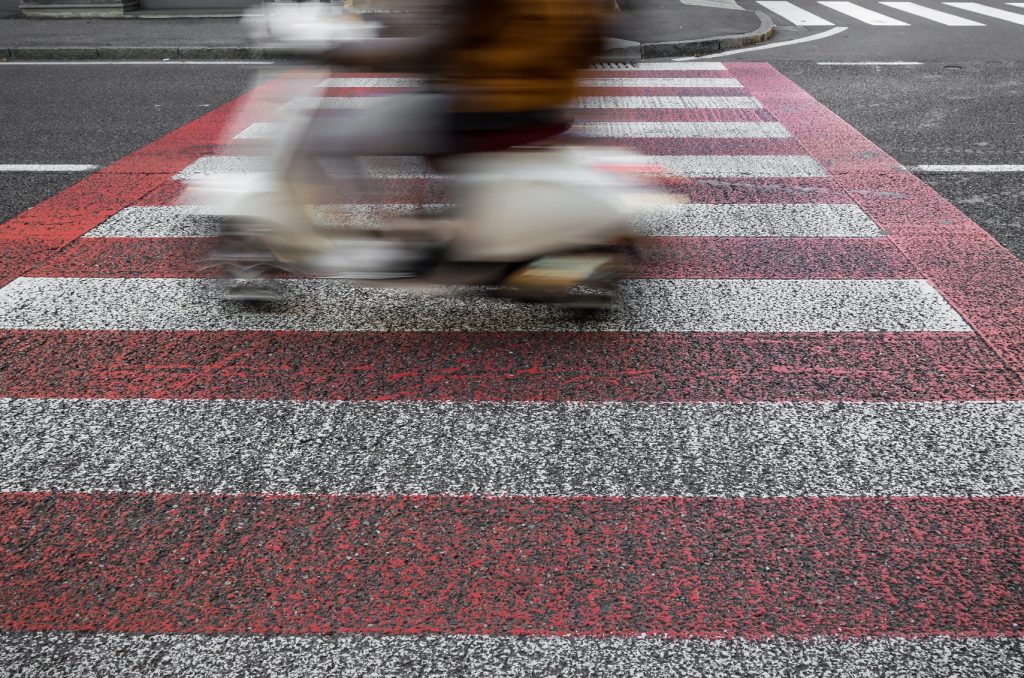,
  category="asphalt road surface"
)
[1,36,1023,678]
